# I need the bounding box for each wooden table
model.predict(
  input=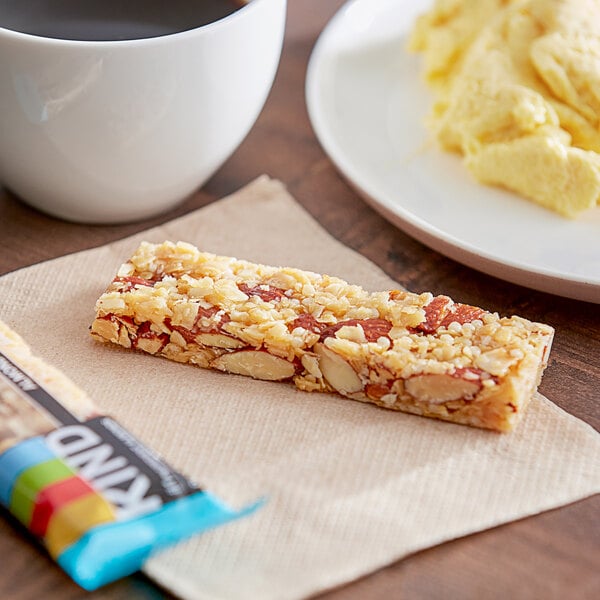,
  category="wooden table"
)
[0,2,598,598]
